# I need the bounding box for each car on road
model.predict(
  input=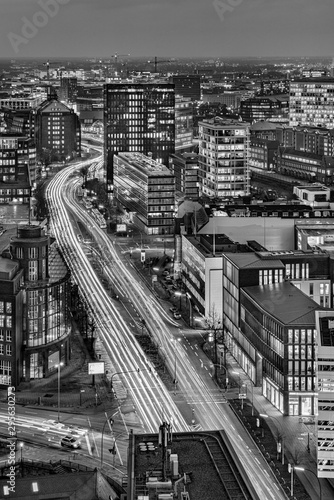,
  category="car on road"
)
[174,313,182,320]
[67,425,88,437]
[60,436,81,449]
[42,420,67,431]
[170,306,178,313]
[164,276,173,282]
[162,270,170,276]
